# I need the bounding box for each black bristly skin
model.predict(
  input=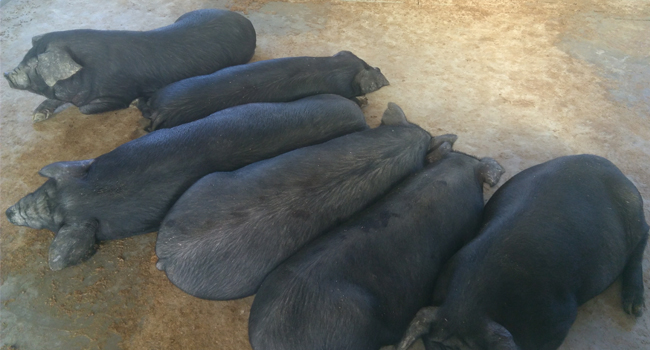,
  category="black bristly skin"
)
[4,9,256,120]
[5,95,368,271]
[248,140,504,350]
[399,154,648,350]
[154,103,431,301]
[139,50,390,130]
